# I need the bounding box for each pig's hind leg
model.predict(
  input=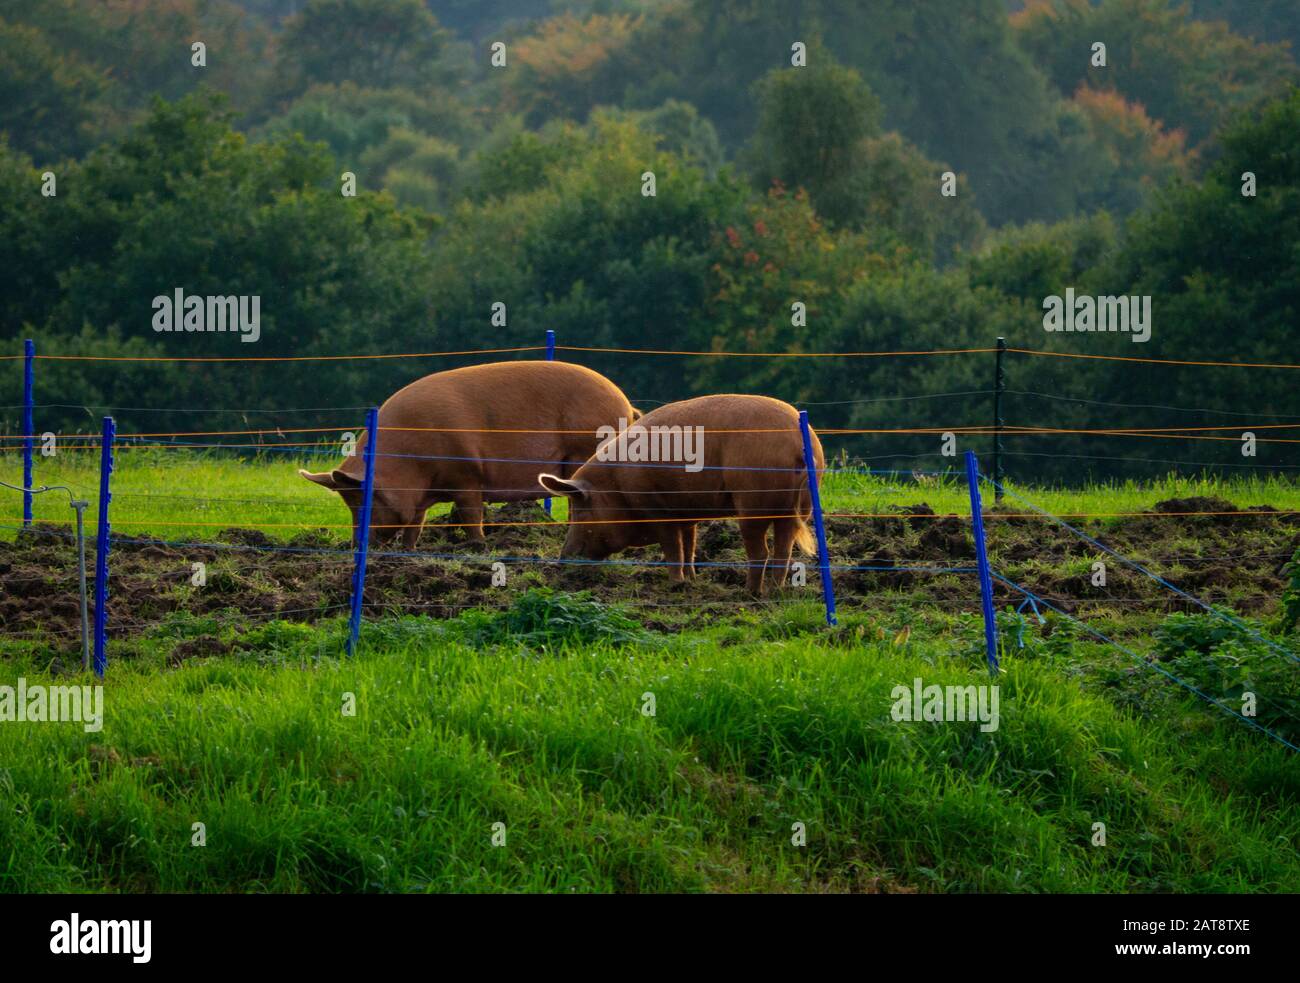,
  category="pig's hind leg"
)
[770,518,798,587]
[738,519,772,596]
[657,523,690,583]
[683,523,698,579]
